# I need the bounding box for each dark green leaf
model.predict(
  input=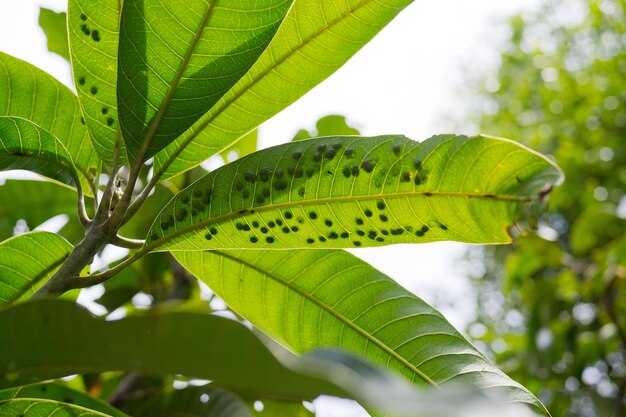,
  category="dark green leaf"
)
[154,0,415,179]
[0,398,109,416]
[68,0,123,163]
[0,232,72,308]
[38,8,70,61]
[117,0,292,162]
[147,135,562,251]
[175,248,546,413]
